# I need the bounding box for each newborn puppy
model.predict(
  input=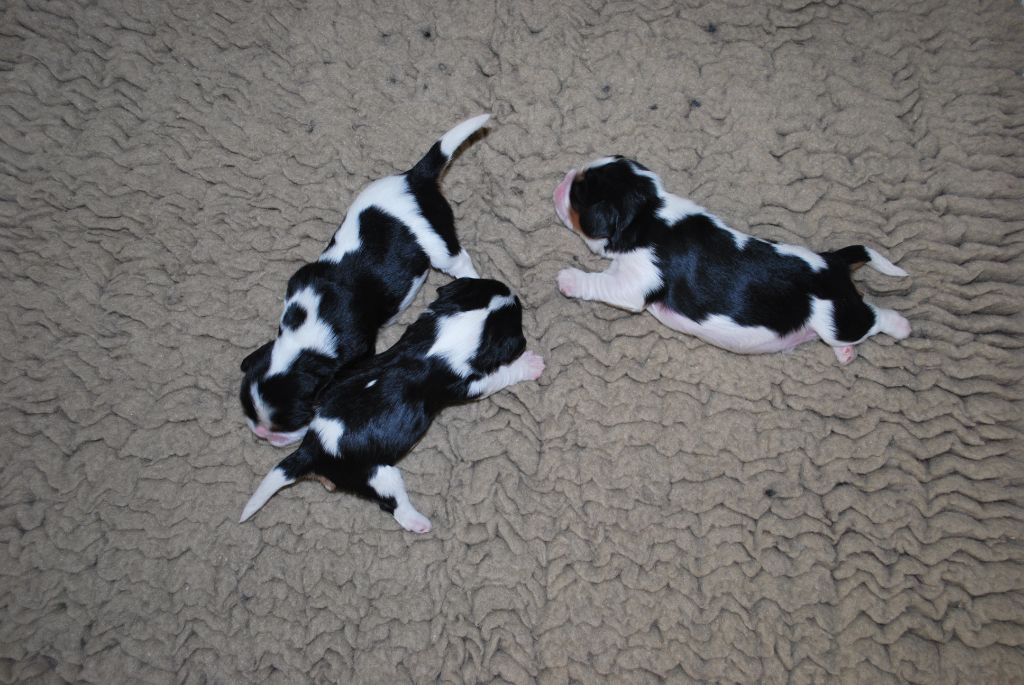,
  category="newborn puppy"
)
[239,278,545,532]
[553,156,911,364]
[241,114,491,447]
